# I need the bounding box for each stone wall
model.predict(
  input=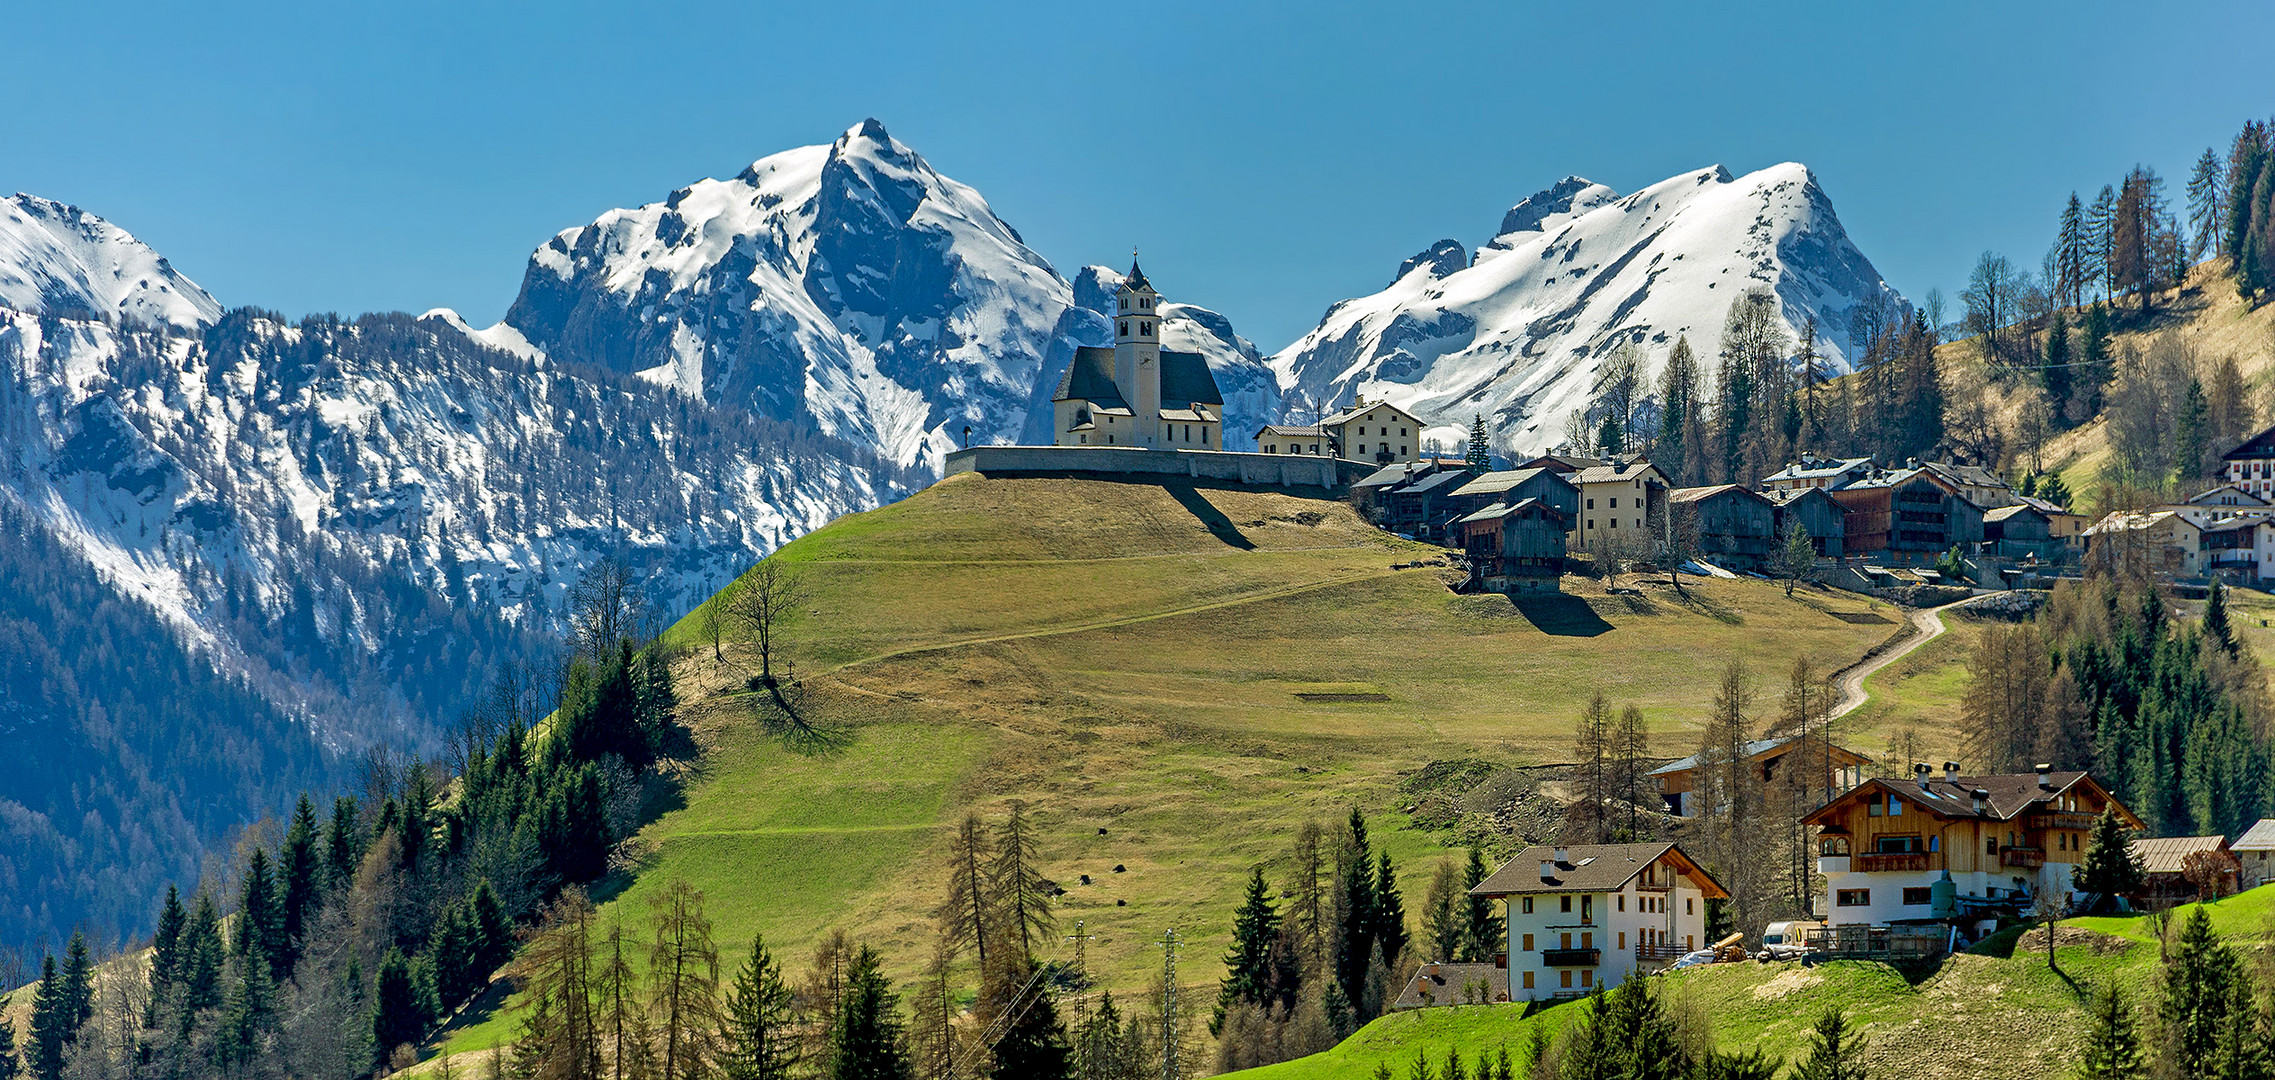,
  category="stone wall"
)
[942,445,1374,490]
